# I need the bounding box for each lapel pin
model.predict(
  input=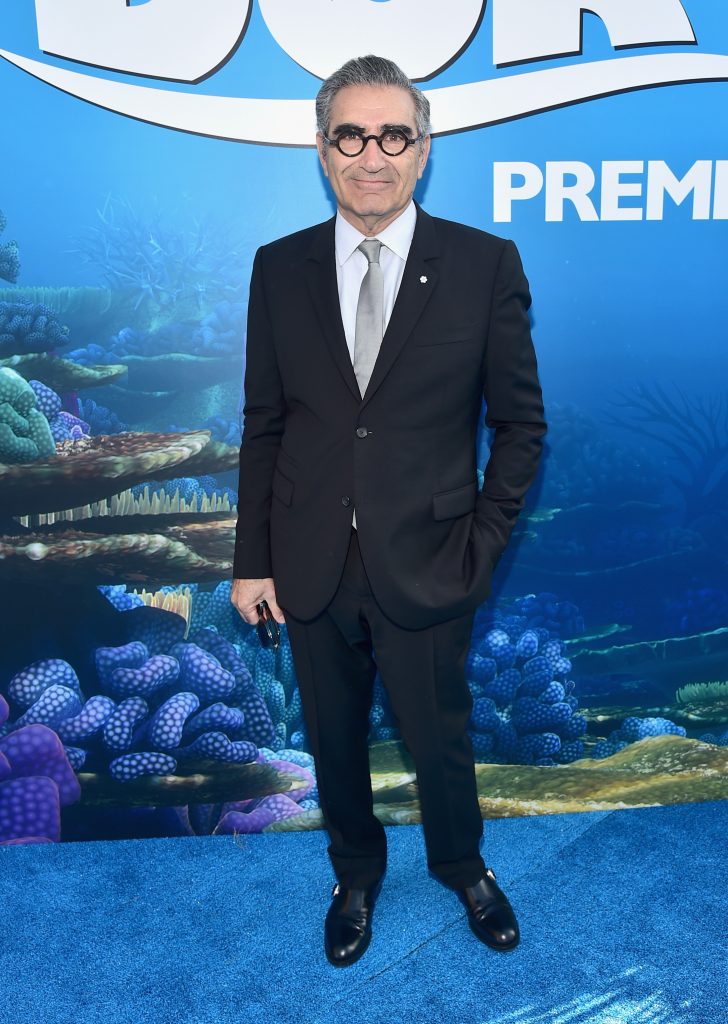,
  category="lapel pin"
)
[420,275,428,284]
